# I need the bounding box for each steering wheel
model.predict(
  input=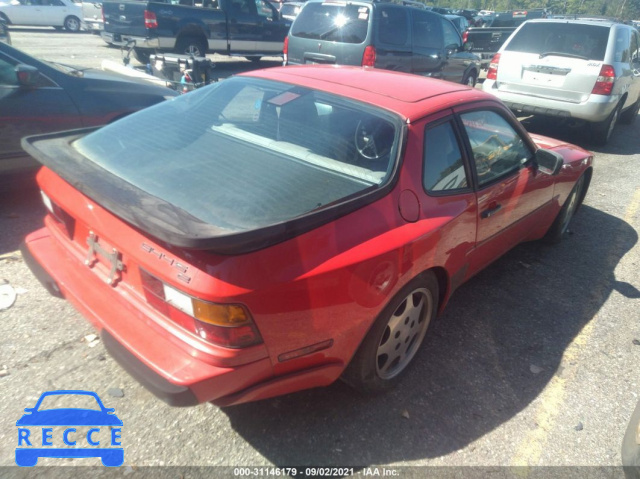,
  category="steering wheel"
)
[354,118,393,161]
